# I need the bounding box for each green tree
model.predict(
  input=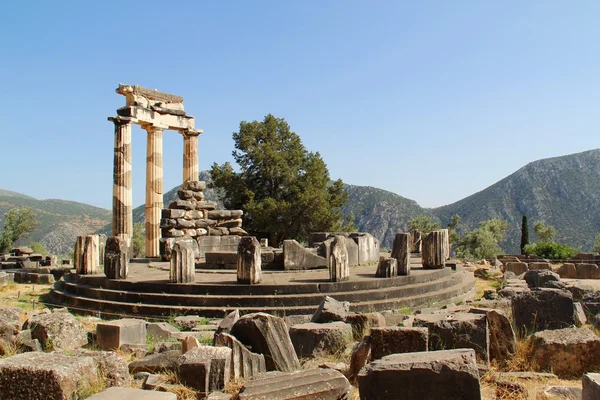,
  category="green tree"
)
[455,218,508,260]
[210,114,349,246]
[520,215,529,255]
[447,214,461,244]
[29,242,48,255]
[0,207,38,253]
[594,233,600,253]
[533,221,556,243]
[408,215,440,234]
[132,222,145,258]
